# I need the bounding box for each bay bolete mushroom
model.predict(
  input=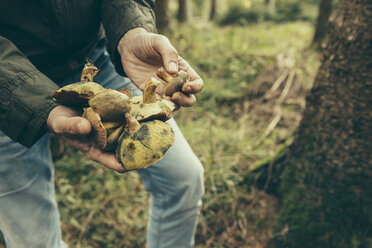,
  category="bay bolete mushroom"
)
[53,61,180,171]
[82,107,125,151]
[129,77,176,122]
[82,107,108,150]
[88,90,131,122]
[116,113,175,171]
[53,62,108,104]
